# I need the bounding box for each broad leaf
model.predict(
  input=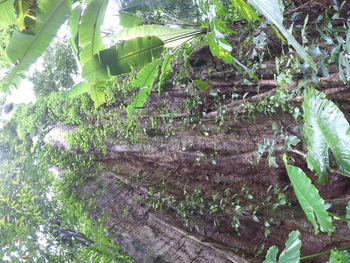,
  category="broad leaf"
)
[231,0,259,22]
[98,36,164,76]
[79,0,108,63]
[112,25,202,48]
[1,0,72,91]
[279,231,301,263]
[127,87,151,118]
[64,82,89,98]
[69,4,82,56]
[115,0,175,12]
[0,0,16,29]
[283,155,335,234]
[263,246,279,263]
[119,11,144,28]
[328,250,350,263]
[248,0,316,70]
[131,59,160,87]
[158,53,173,94]
[82,56,109,84]
[263,231,301,263]
[90,83,106,109]
[303,87,350,183]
